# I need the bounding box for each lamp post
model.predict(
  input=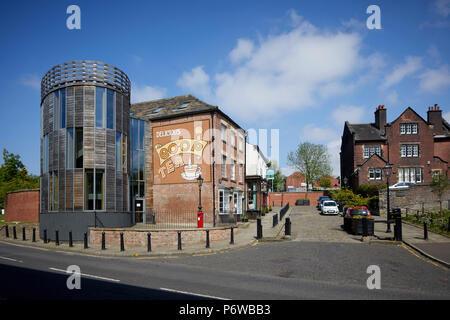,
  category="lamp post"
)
[383,163,392,233]
[343,176,348,188]
[197,174,204,212]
